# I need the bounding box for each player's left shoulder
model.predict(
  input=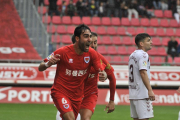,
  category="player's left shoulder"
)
[139,50,148,59]
[88,47,96,53]
[88,47,99,57]
[97,52,103,58]
[98,54,112,70]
